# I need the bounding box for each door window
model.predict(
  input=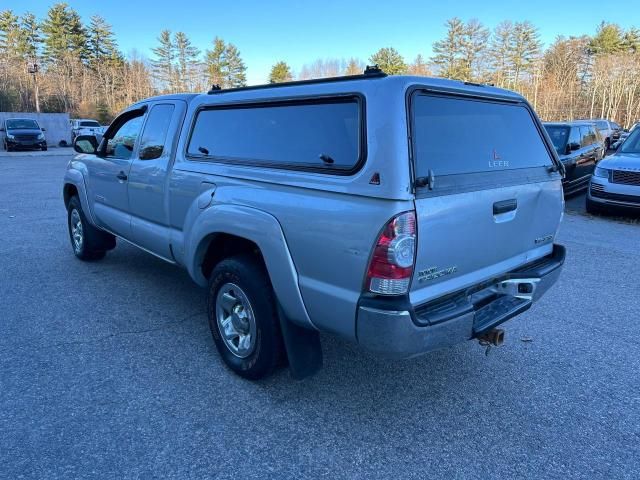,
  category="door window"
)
[138,104,175,160]
[105,114,144,160]
[568,126,581,147]
[580,126,595,147]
